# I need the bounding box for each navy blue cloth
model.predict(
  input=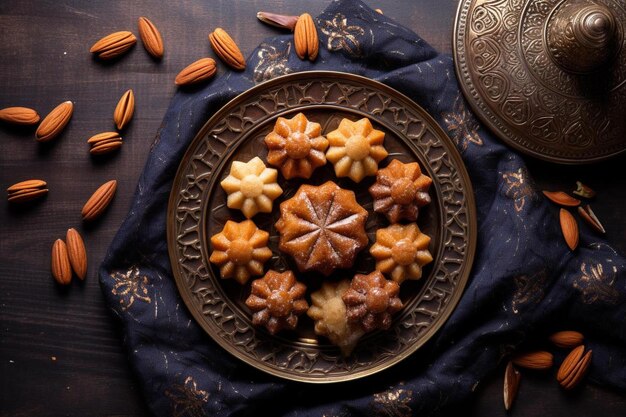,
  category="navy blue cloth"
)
[99,1,626,415]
